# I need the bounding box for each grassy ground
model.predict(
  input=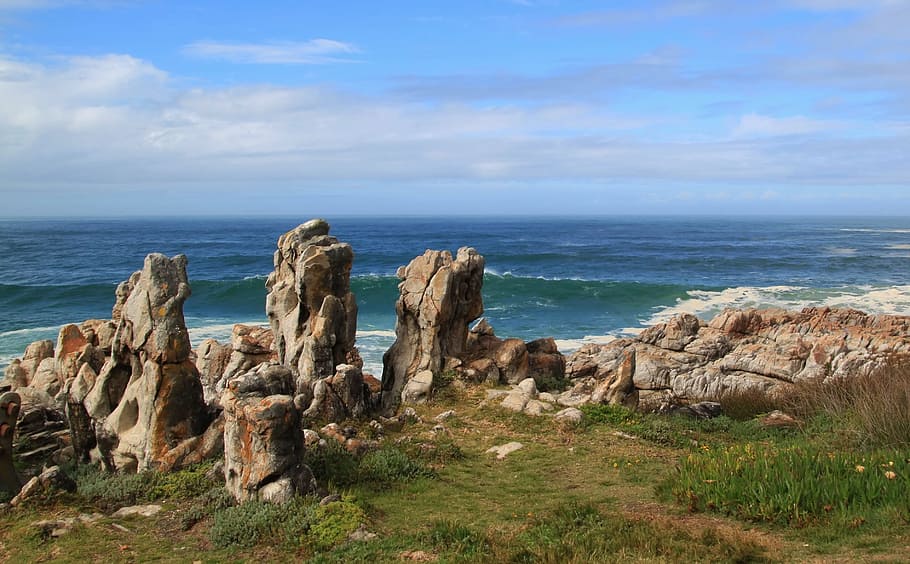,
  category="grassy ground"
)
[2,380,910,563]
